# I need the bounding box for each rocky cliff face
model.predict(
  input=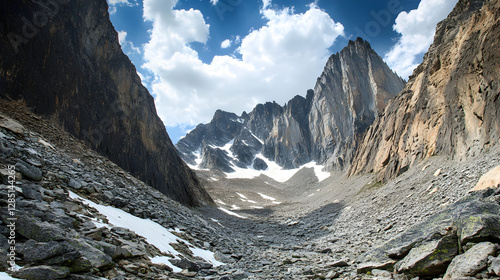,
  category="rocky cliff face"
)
[0,0,212,206]
[177,38,404,173]
[350,0,500,182]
